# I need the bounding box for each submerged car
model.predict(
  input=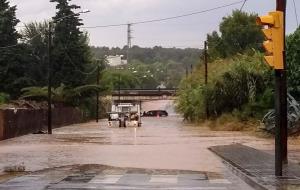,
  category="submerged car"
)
[143,110,168,117]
